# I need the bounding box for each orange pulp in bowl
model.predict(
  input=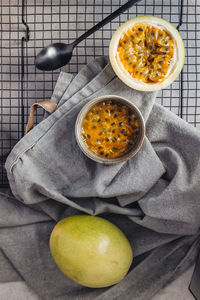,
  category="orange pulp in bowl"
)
[81,100,140,159]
